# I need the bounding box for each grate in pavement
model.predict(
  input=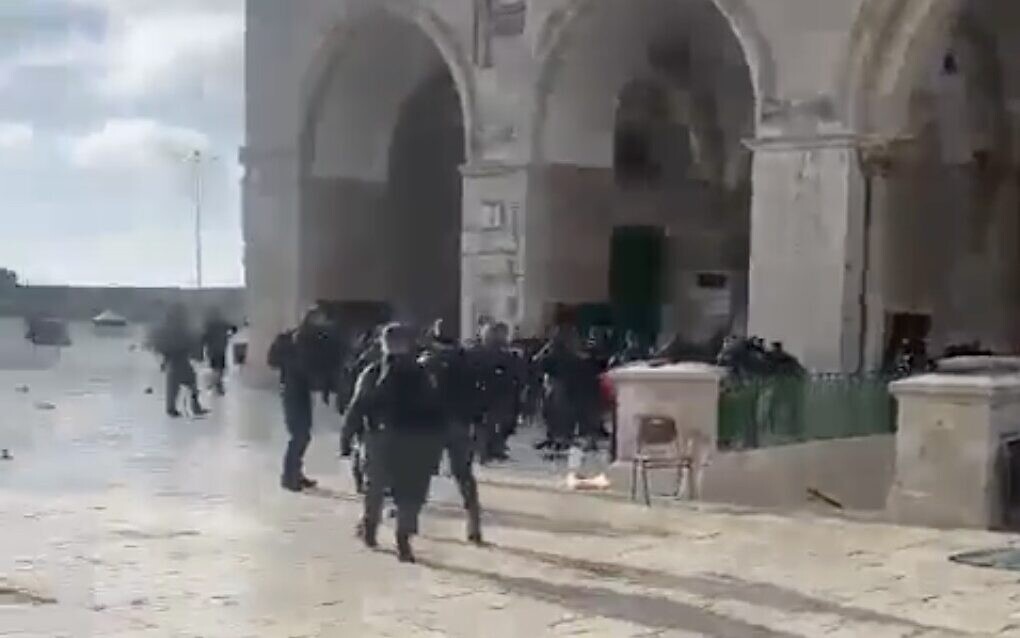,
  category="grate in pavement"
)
[949,547,1020,571]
